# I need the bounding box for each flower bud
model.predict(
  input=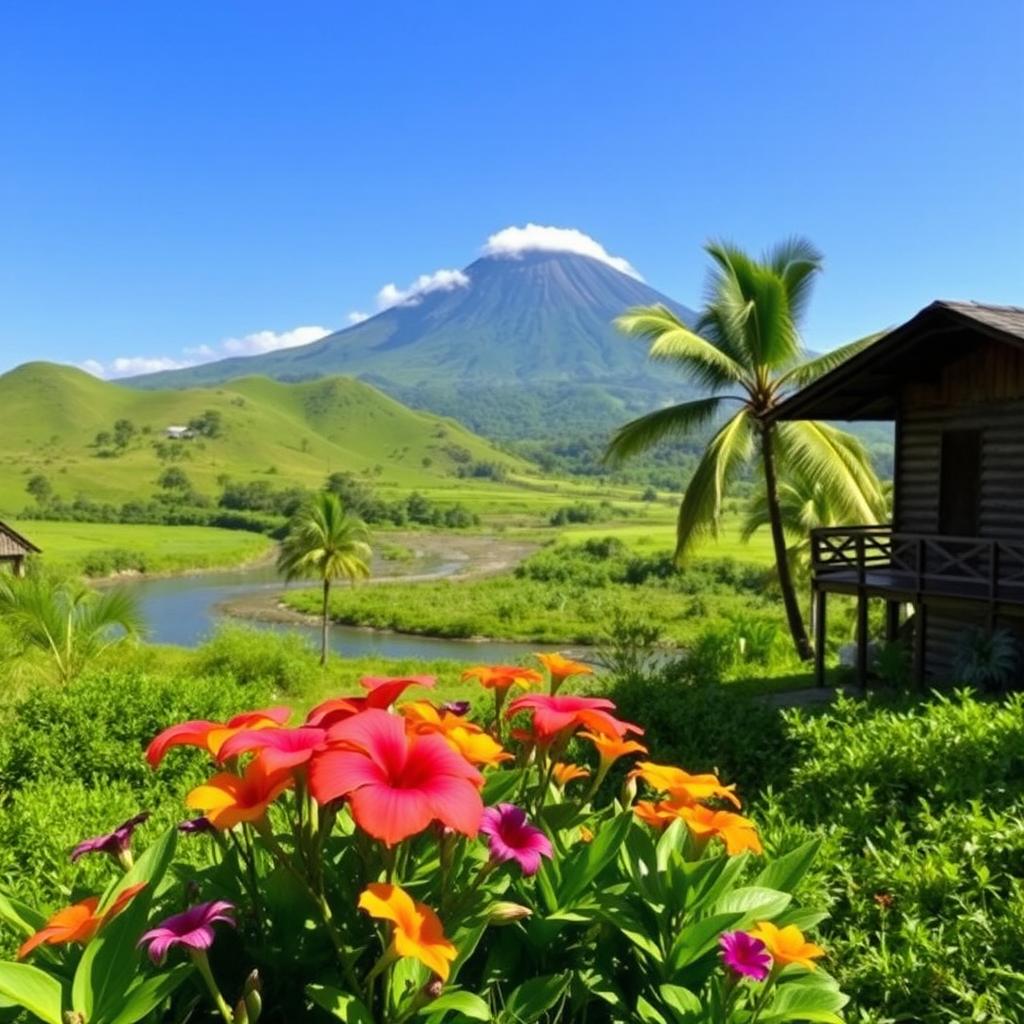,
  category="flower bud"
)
[242,970,262,1020]
[422,977,444,1000]
[487,901,533,925]
[63,1013,87,1024]
[619,774,637,806]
